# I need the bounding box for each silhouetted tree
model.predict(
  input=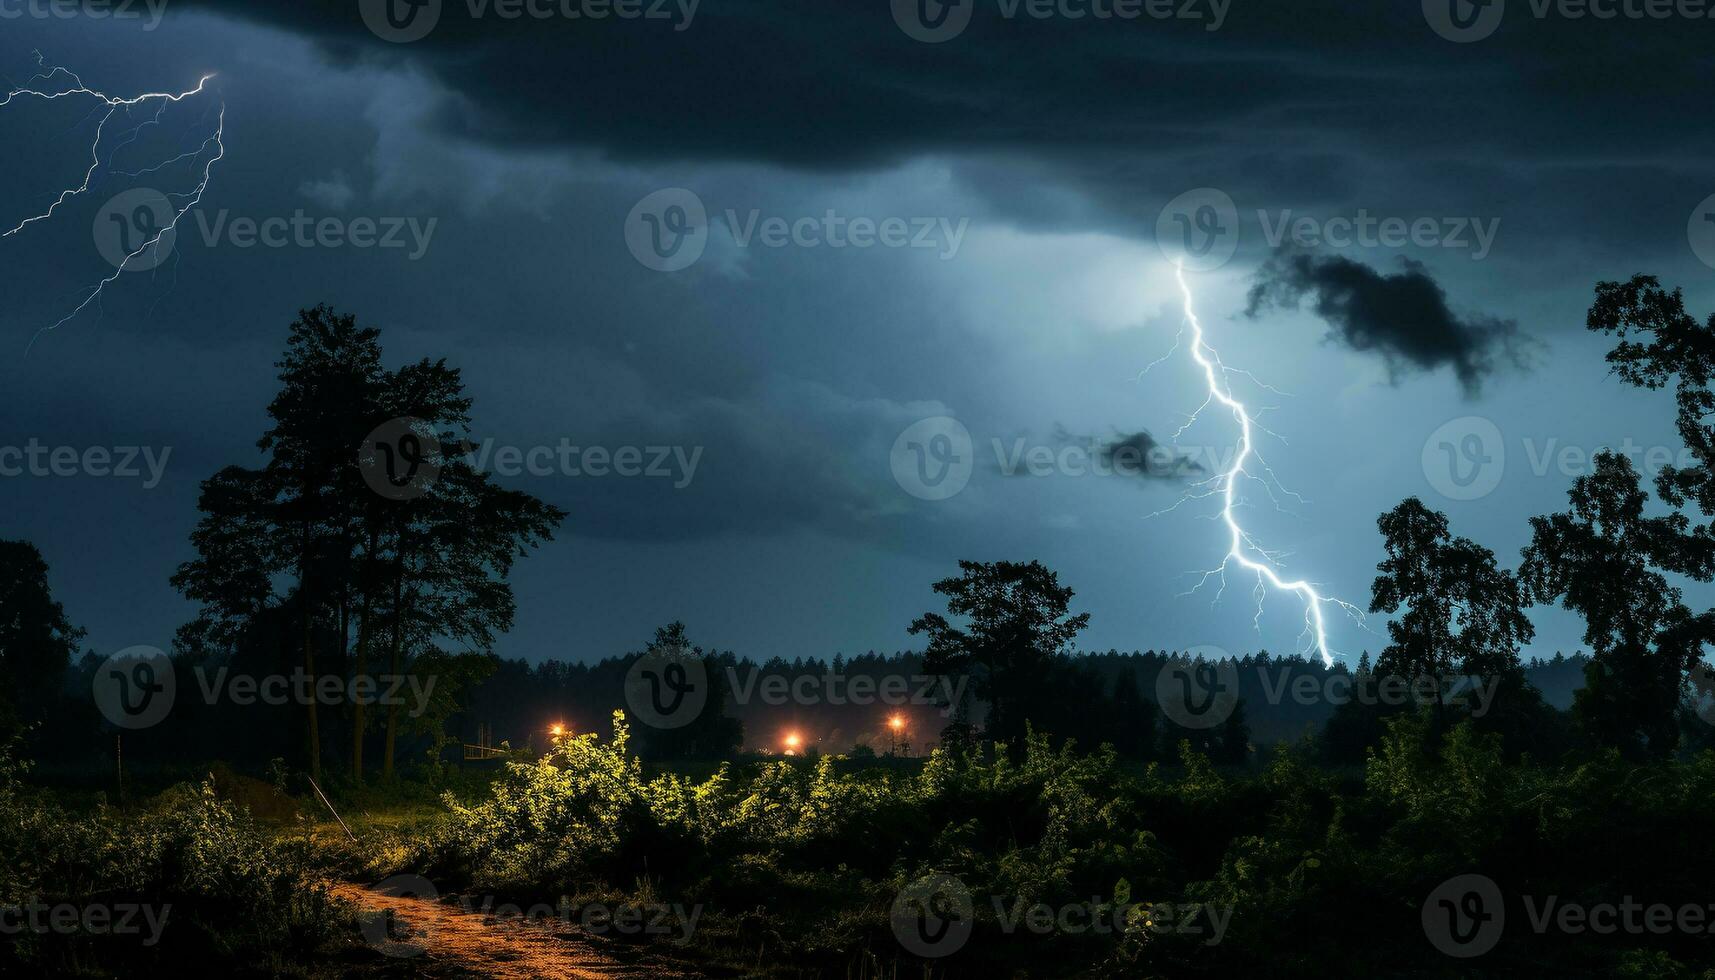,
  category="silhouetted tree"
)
[259,305,387,781]
[1322,653,1393,765]
[1213,698,1251,766]
[1584,274,1715,738]
[171,466,280,657]
[1341,501,1538,759]
[1108,664,1157,759]
[399,648,499,777]
[1587,275,1715,519]
[0,541,83,733]
[361,358,564,779]
[1371,498,1533,688]
[1521,452,1715,758]
[909,560,1090,748]
[176,306,563,782]
[630,622,743,760]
